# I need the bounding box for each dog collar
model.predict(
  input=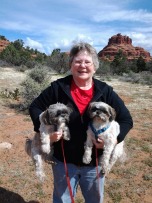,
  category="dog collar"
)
[89,122,110,140]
